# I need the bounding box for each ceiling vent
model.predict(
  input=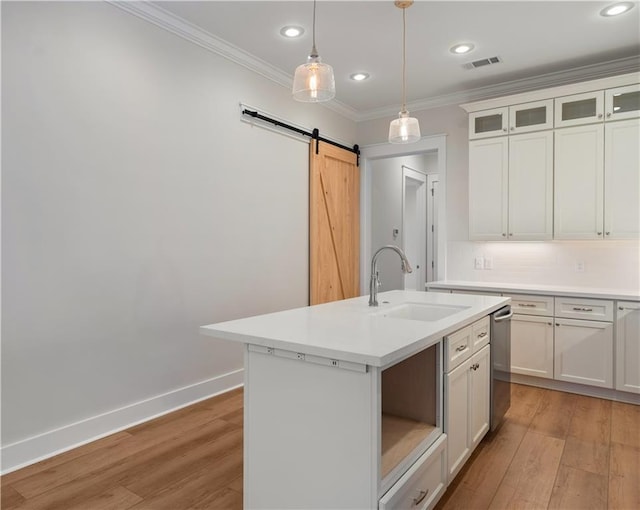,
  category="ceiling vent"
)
[464,56,502,70]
